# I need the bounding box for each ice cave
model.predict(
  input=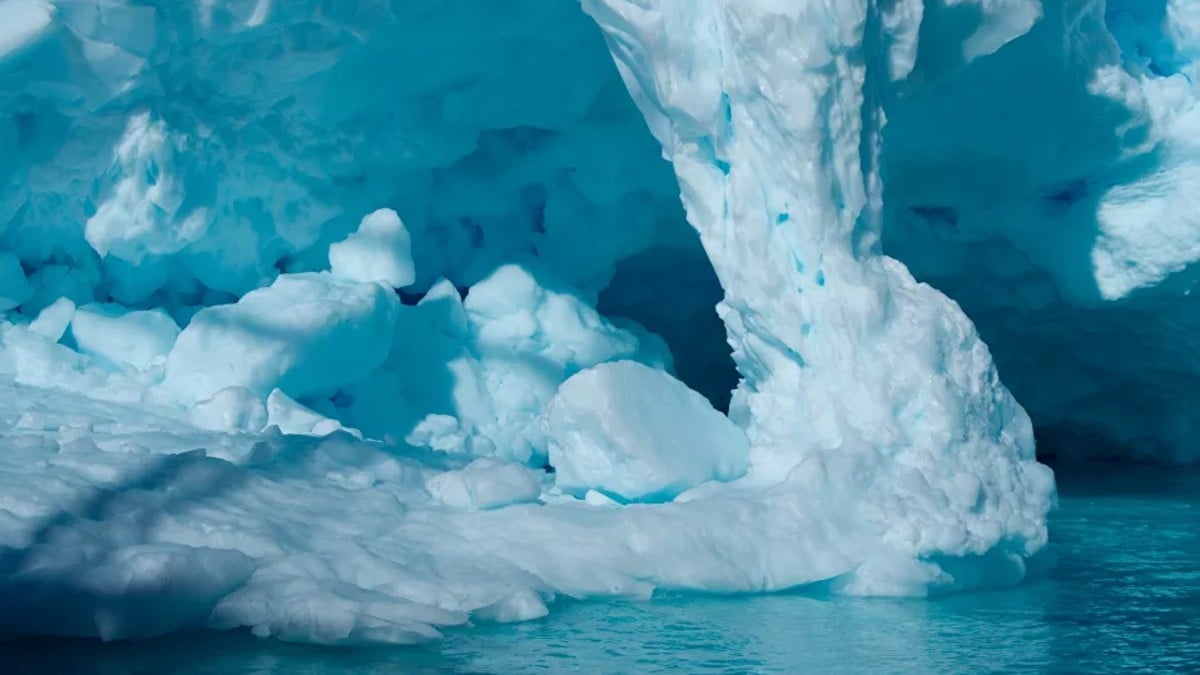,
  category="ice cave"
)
[0,0,1197,657]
